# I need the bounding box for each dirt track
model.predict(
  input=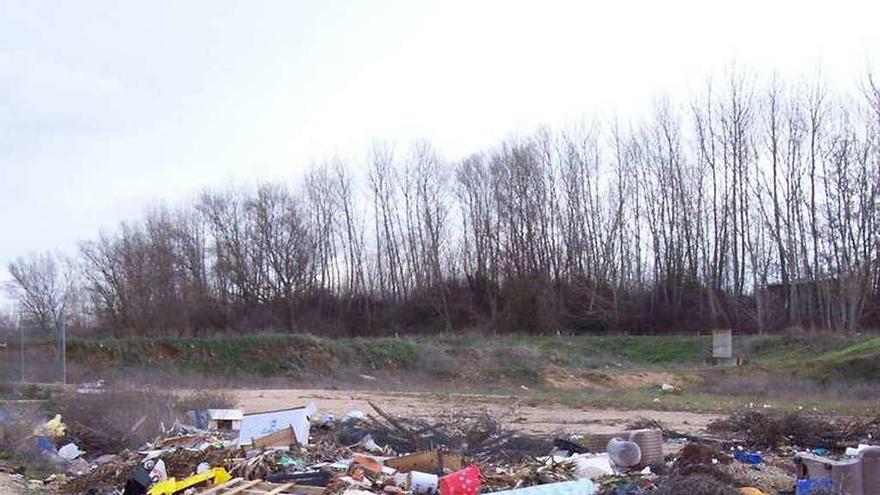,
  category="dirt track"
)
[230,388,721,436]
